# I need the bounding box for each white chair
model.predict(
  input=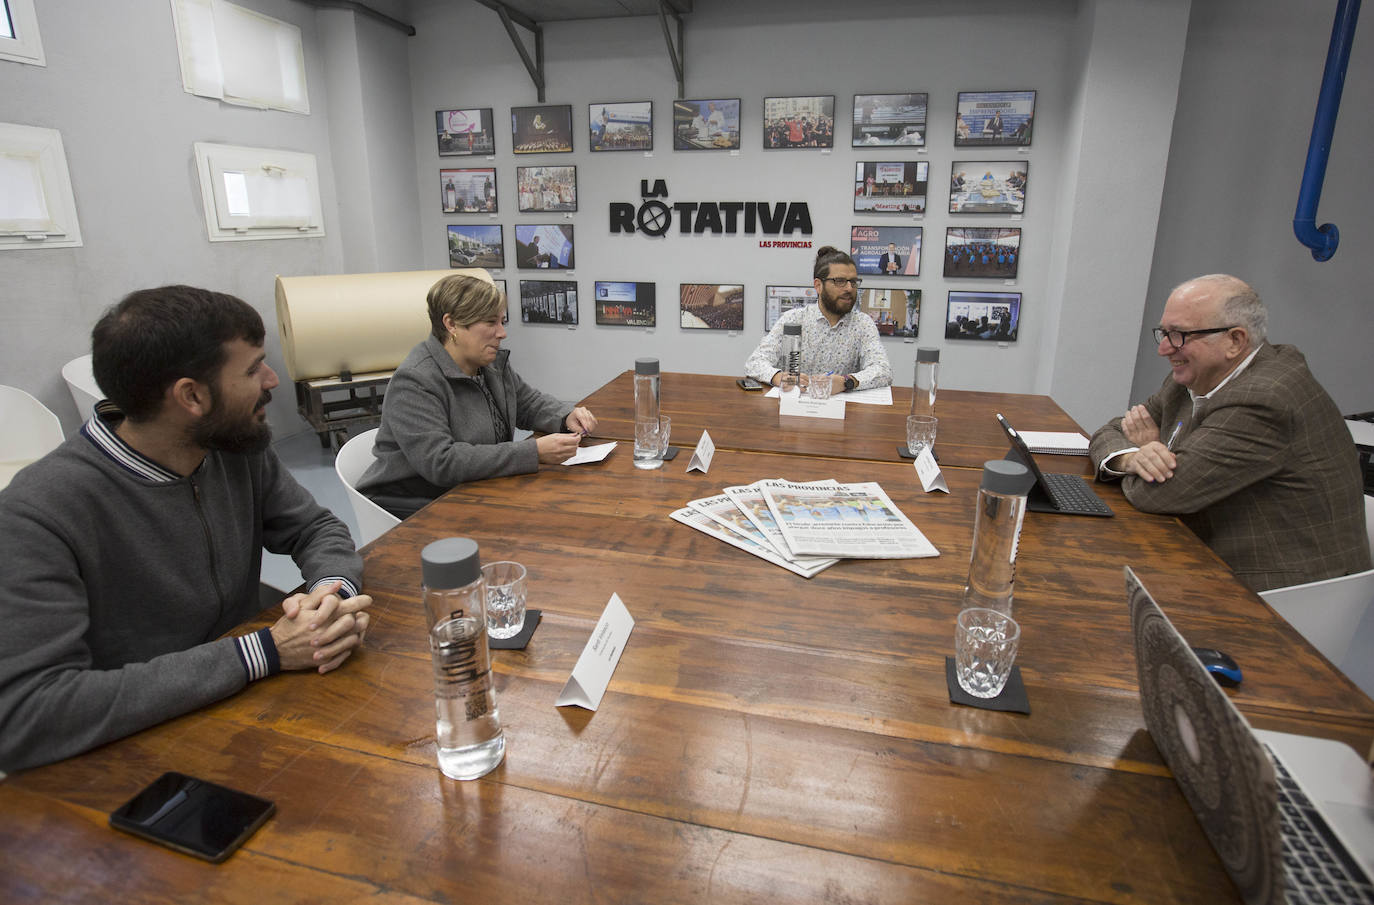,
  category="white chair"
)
[0,385,65,491]
[1261,567,1374,672]
[334,428,400,547]
[61,354,102,420]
